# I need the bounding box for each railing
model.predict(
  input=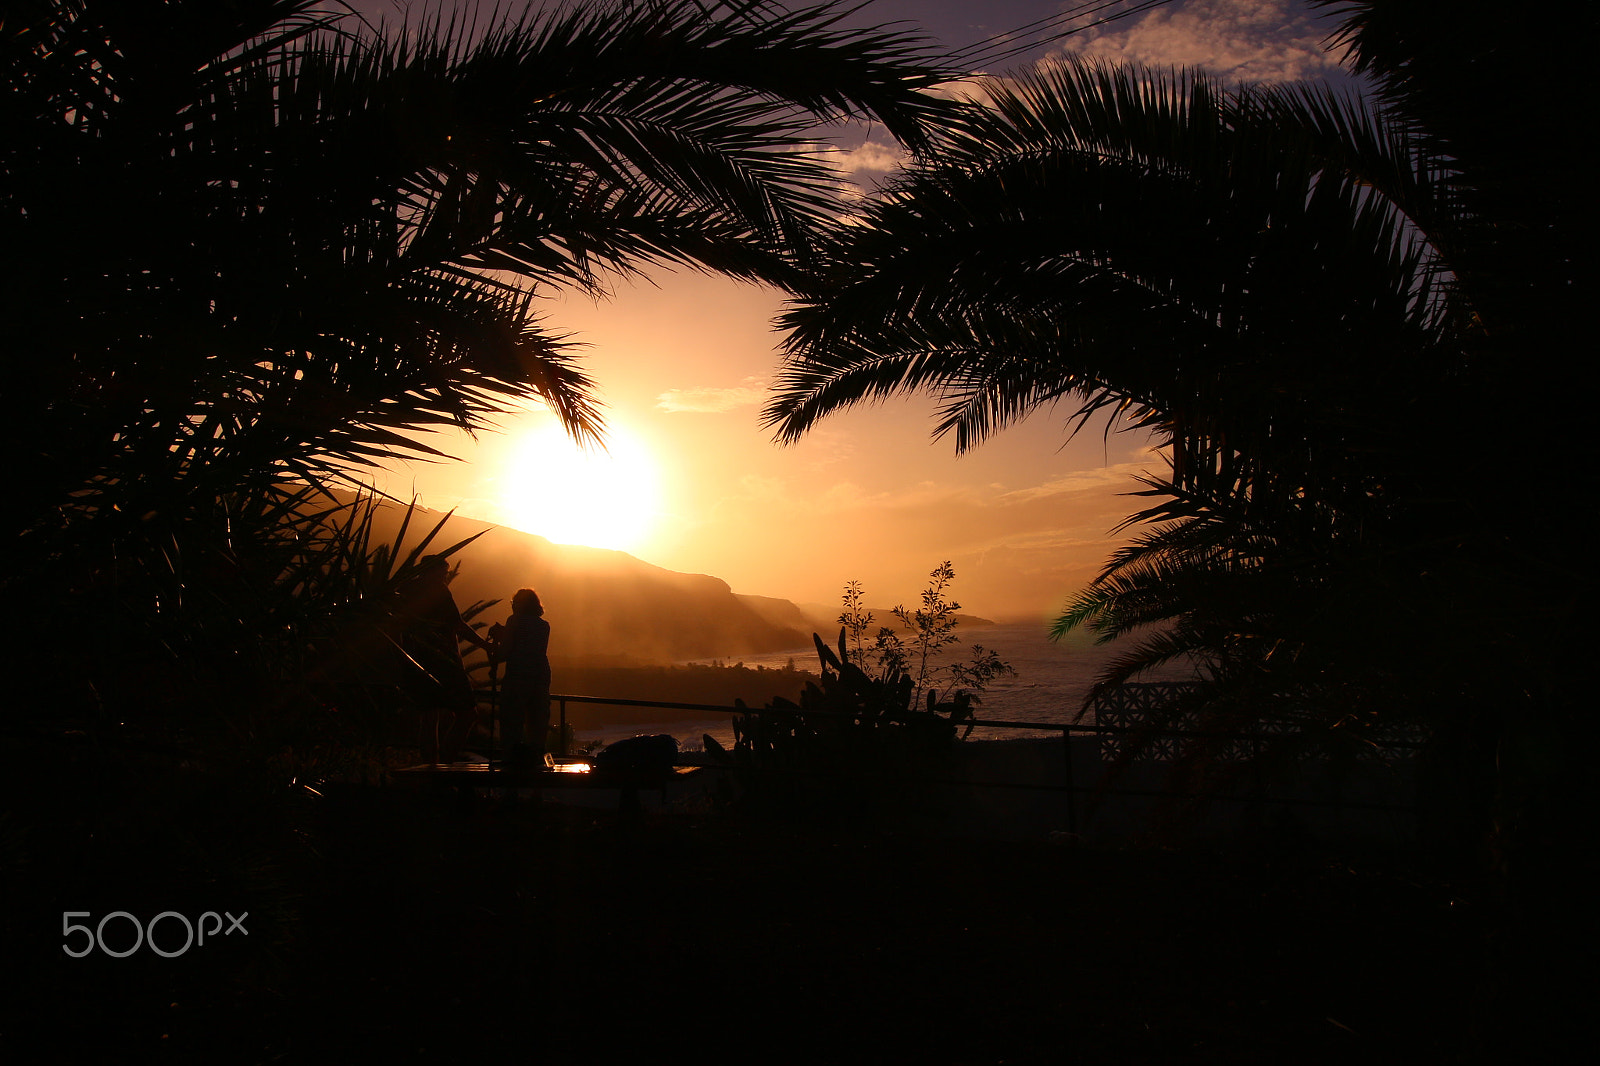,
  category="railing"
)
[514,688,1419,838]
